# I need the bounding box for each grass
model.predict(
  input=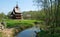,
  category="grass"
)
[5,19,35,28]
[0,32,2,37]
[5,19,43,28]
[38,32,60,37]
